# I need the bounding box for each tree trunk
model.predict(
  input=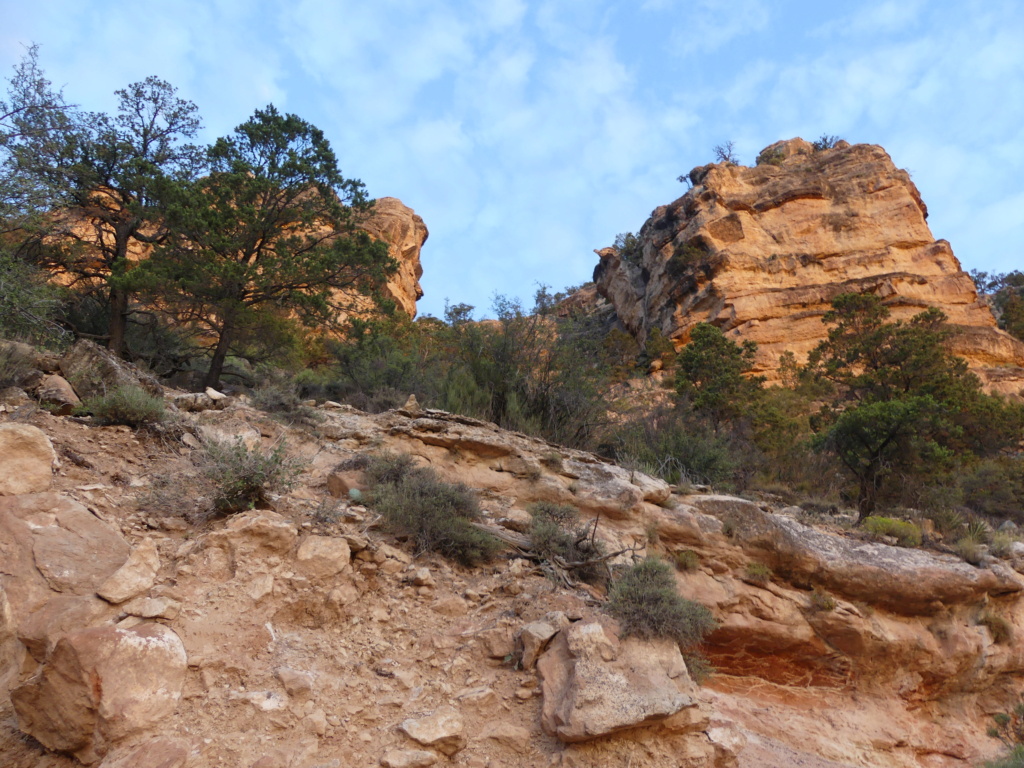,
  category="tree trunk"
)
[856,471,878,522]
[106,229,132,357]
[203,322,234,390]
[107,284,129,357]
